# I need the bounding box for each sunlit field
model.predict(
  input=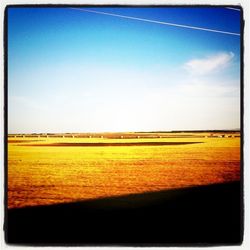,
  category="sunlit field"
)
[8,132,240,209]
